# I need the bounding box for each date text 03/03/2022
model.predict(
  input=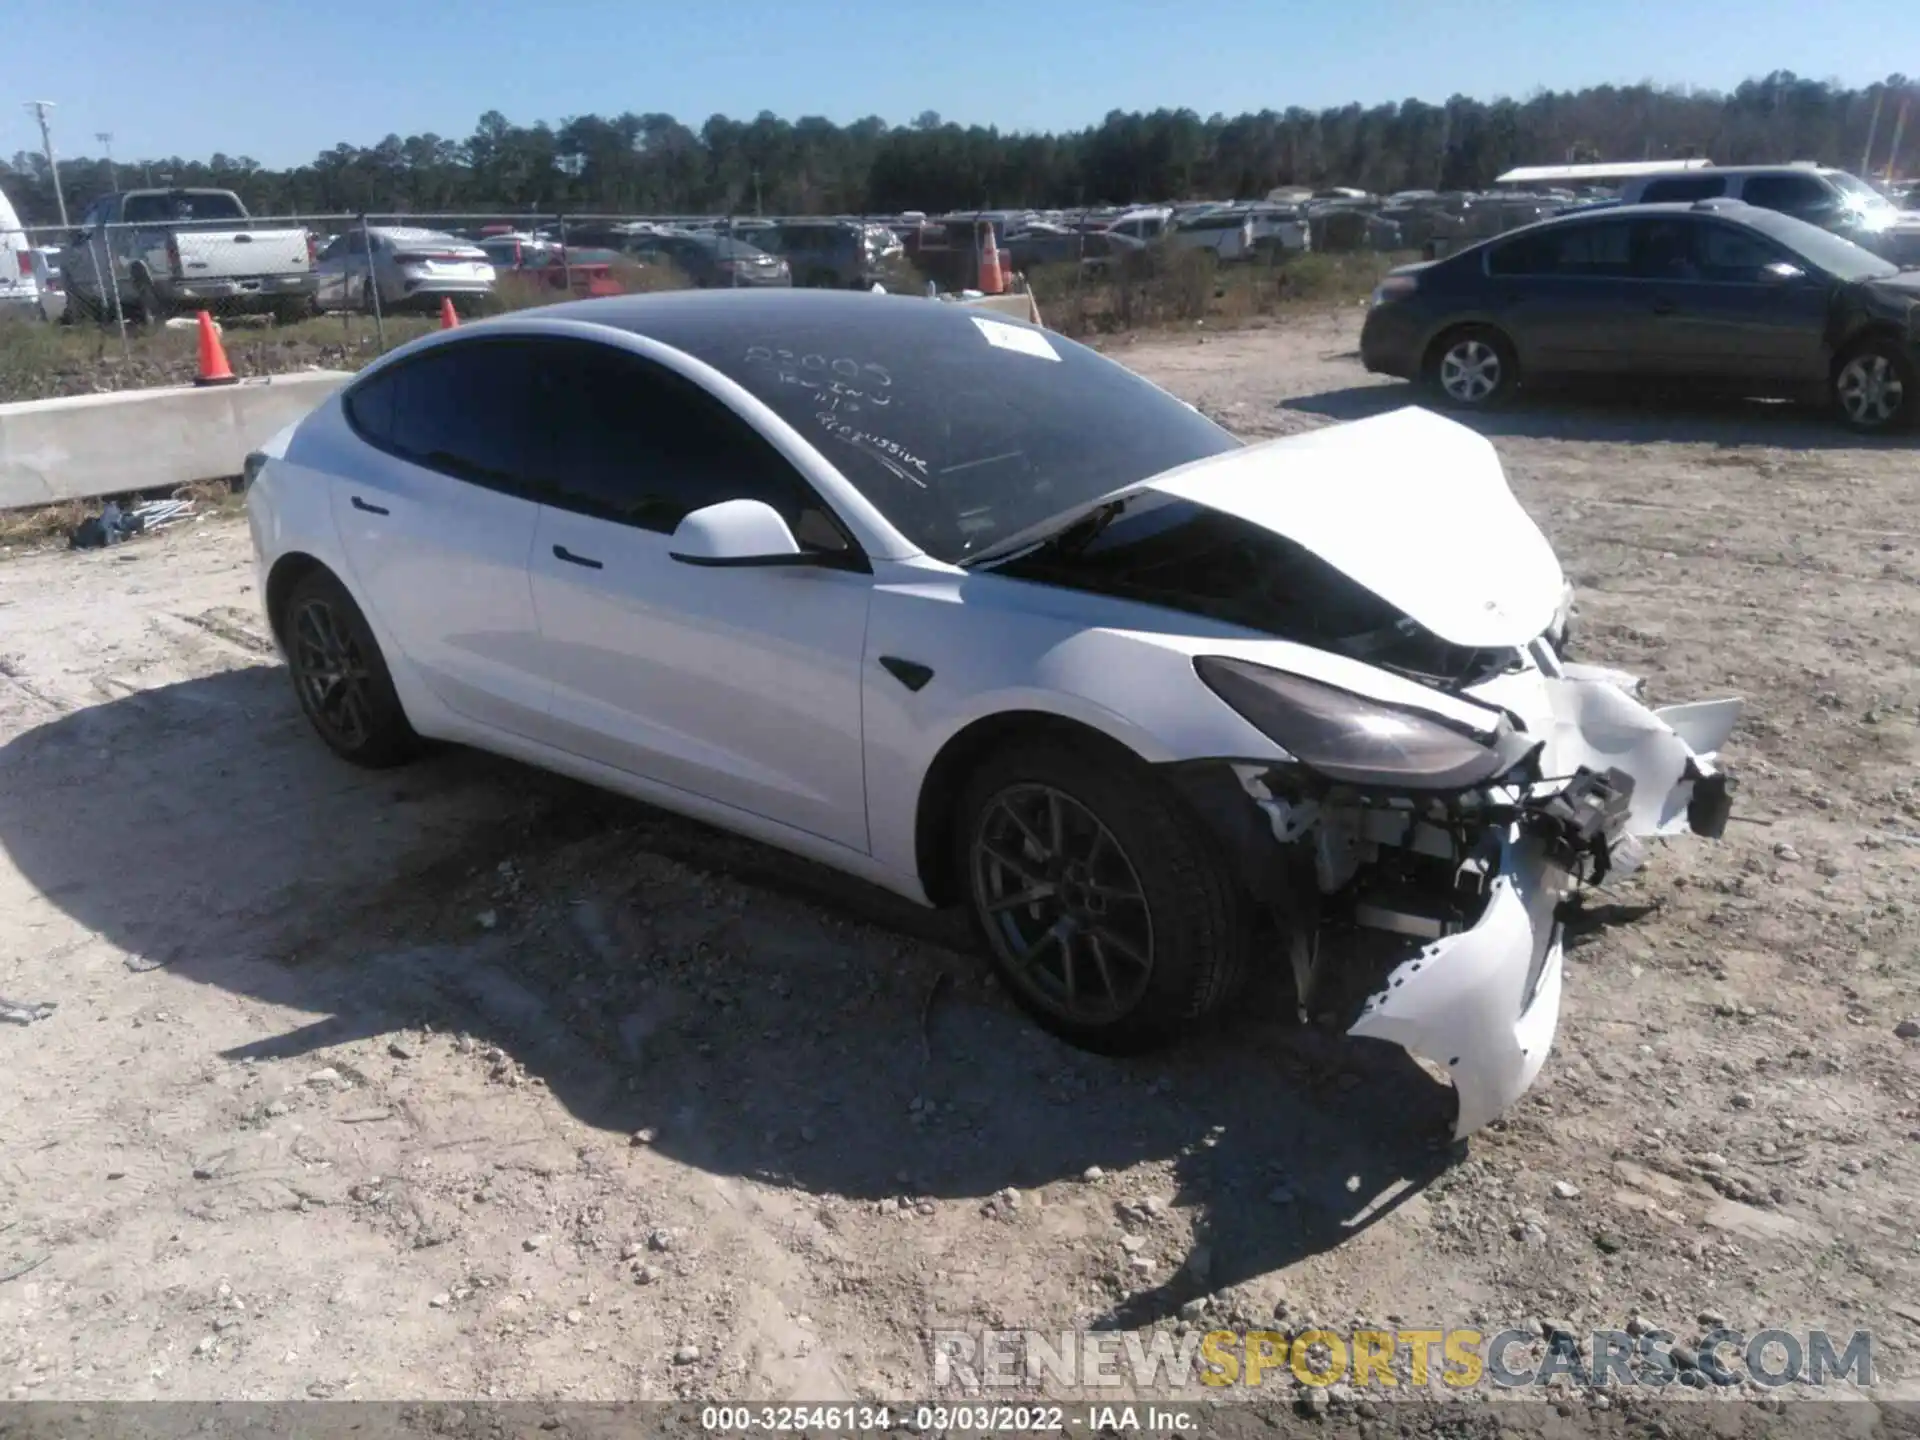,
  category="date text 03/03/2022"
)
[700,1405,1200,1433]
